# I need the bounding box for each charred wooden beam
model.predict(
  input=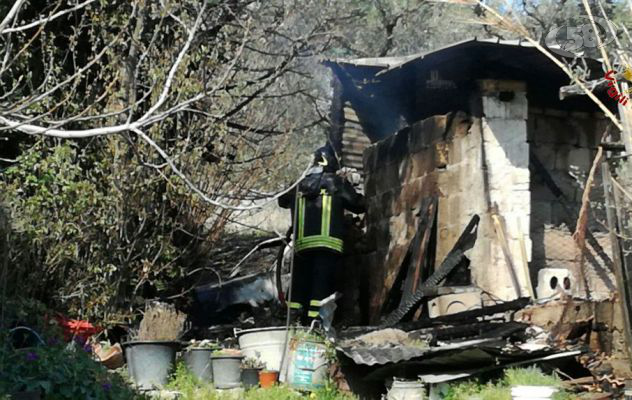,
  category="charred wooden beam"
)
[559,72,628,100]
[395,297,531,331]
[380,215,480,327]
